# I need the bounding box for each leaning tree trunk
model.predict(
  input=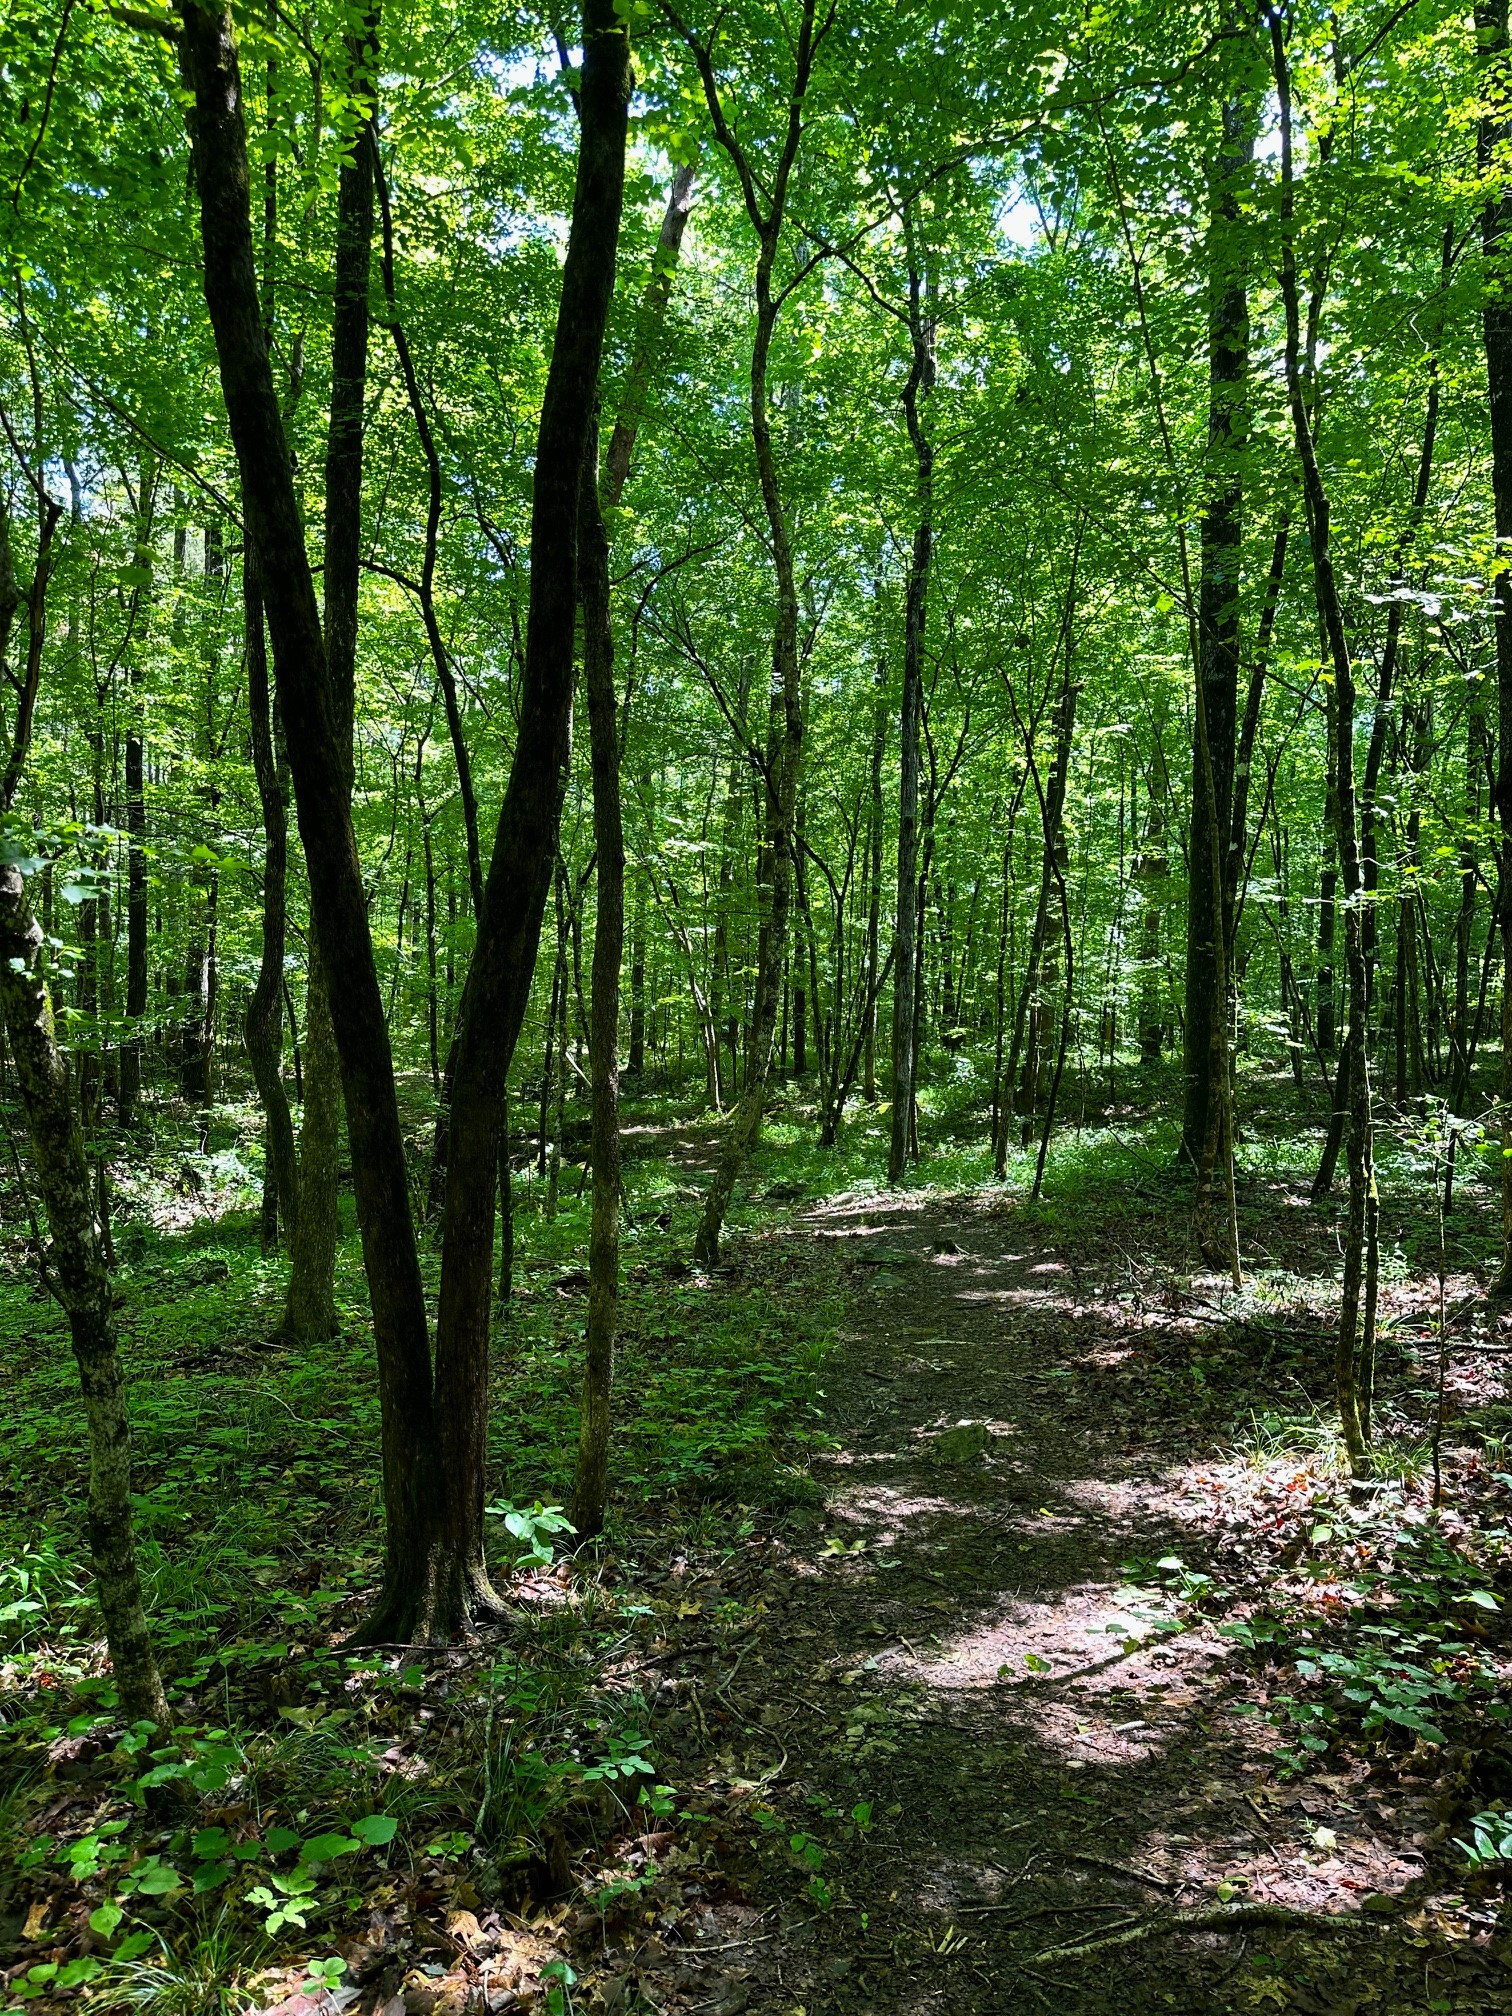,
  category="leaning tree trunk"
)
[0,865,166,1724]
